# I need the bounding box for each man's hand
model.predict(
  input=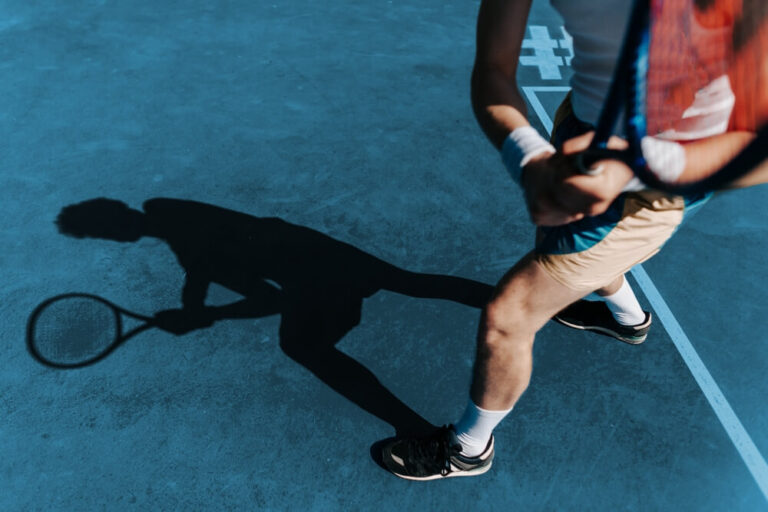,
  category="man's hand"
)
[522,152,586,226]
[522,131,634,226]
